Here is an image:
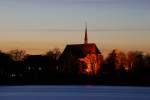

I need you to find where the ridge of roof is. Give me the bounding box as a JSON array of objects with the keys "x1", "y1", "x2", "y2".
[{"x1": 66, "y1": 43, "x2": 96, "y2": 46}]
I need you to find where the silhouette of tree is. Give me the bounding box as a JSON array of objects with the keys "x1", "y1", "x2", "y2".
[
  {"x1": 143, "y1": 54, "x2": 150, "y2": 81},
  {"x1": 9, "y1": 49, "x2": 26, "y2": 61},
  {"x1": 102, "y1": 50, "x2": 116, "y2": 80},
  {"x1": 0, "y1": 51, "x2": 13, "y2": 80},
  {"x1": 144, "y1": 54, "x2": 150, "y2": 69},
  {"x1": 46, "y1": 48, "x2": 61, "y2": 60},
  {"x1": 45, "y1": 48, "x2": 61, "y2": 74},
  {"x1": 127, "y1": 51, "x2": 145, "y2": 81},
  {"x1": 102, "y1": 49, "x2": 127, "y2": 81}
]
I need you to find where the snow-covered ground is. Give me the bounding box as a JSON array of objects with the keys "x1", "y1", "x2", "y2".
[{"x1": 0, "y1": 85, "x2": 150, "y2": 100}]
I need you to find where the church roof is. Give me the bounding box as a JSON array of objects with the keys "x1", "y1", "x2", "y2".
[
  {"x1": 60, "y1": 26, "x2": 101, "y2": 59},
  {"x1": 60, "y1": 43, "x2": 101, "y2": 59}
]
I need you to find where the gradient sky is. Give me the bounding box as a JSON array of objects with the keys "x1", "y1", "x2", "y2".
[{"x1": 0, "y1": 0, "x2": 150, "y2": 55}]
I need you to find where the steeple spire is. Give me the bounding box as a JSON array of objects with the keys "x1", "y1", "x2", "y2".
[{"x1": 84, "y1": 23, "x2": 88, "y2": 44}]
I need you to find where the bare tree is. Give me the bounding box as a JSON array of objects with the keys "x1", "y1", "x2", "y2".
[
  {"x1": 127, "y1": 51, "x2": 144, "y2": 70},
  {"x1": 144, "y1": 54, "x2": 150, "y2": 68},
  {"x1": 106, "y1": 49, "x2": 127, "y2": 70},
  {"x1": 9, "y1": 49, "x2": 26, "y2": 61},
  {"x1": 46, "y1": 48, "x2": 61, "y2": 60}
]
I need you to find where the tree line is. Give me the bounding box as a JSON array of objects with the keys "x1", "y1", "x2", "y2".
[
  {"x1": 100, "y1": 49, "x2": 150, "y2": 85},
  {"x1": 0, "y1": 48, "x2": 150, "y2": 85}
]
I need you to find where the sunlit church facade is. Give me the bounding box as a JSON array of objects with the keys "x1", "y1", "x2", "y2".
[{"x1": 59, "y1": 27, "x2": 103, "y2": 76}]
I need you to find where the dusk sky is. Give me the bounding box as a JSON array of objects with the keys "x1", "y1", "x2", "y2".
[{"x1": 0, "y1": 0, "x2": 150, "y2": 55}]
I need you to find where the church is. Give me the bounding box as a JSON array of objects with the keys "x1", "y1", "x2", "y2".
[{"x1": 59, "y1": 26, "x2": 103, "y2": 76}]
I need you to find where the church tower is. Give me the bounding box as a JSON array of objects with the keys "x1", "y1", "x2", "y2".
[
  {"x1": 59, "y1": 24, "x2": 103, "y2": 76},
  {"x1": 84, "y1": 25, "x2": 88, "y2": 44}
]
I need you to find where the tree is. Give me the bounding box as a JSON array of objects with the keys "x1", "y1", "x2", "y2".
[
  {"x1": 9, "y1": 49, "x2": 26, "y2": 61},
  {"x1": 144, "y1": 54, "x2": 150, "y2": 69},
  {"x1": 103, "y1": 49, "x2": 128, "y2": 80},
  {"x1": 46, "y1": 48, "x2": 61, "y2": 60},
  {"x1": 127, "y1": 51, "x2": 144, "y2": 70},
  {"x1": 0, "y1": 51, "x2": 13, "y2": 79},
  {"x1": 106, "y1": 49, "x2": 127, "y2": 70},
  {"x1": 143, "y1": 54, "x2": 150, "y2": 81},
  {"x1": 127, "y1": 51, "x2": 145, "y2": 80}
]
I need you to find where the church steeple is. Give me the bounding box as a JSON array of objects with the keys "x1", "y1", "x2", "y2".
[{"x1": 84, "y1": 24, "x2": 88, "y2": 44}]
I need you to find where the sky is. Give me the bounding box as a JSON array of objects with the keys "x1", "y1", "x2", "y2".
[{"x1": 0, "y1": 0, "x2": 150, "y2": 55}]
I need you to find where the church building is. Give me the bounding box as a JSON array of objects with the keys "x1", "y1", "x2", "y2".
[{"x1": 59, "y1": 26, "x2": 103, "y2": 76}]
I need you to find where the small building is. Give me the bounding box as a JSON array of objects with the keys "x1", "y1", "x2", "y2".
[{"x1": 59, "y1": 26, "x2": 103, "y2": 75}]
